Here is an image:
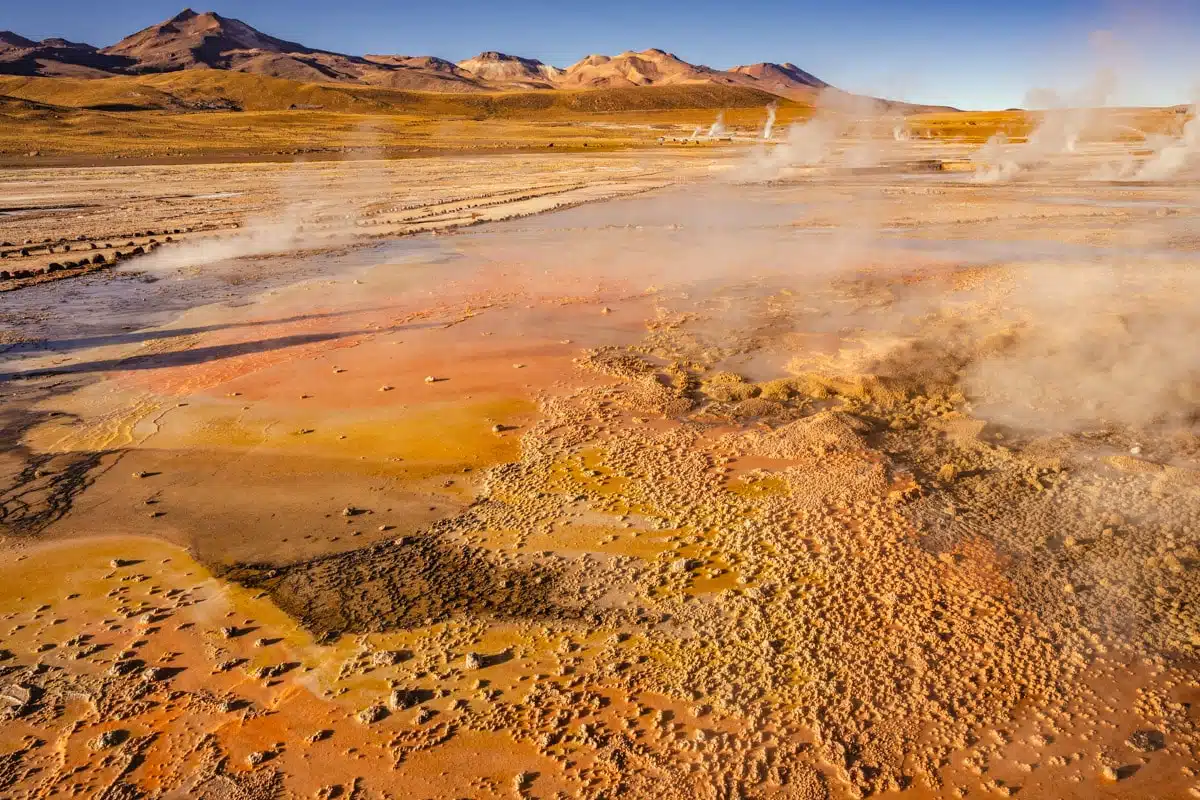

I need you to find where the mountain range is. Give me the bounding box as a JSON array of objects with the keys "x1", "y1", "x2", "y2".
[{"x1": 0, "y1": 8, "x2": 945, "y2": 110}]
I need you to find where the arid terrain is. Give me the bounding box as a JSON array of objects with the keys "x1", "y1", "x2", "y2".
[
  {"x1": 2, "y1": 128, "x2": 1200, "y2": 799},
  {"x1": 2, "y1": 10, "x2": 1200, "y2": 796}
]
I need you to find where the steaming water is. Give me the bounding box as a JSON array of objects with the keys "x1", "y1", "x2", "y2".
[
  {"x1": 1, "y1": 236, "x2": 453, "y2": 355},
  {"x1": 0, "y1": 204, "x2": 91, "y2": 218},
  {"x1": 1033, "y1": 196, "x2": 1197, "y2": 209},
  {"x1": 10, "y1": 172, "x2": 1200, "y2": 434}
]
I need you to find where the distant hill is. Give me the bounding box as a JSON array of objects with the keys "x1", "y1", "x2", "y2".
[
  {"x1": 729, "y1": 62, "x2": 827, "y2": 99},
  {"x1": 559, "y1": 49, "x2": 720, "y2": 90},
  {"x1": 455, "y1": 52, "x2": 562, "y2": 88},
  {"x1": 0, "y1": 8, "x2": 958, "y2": 112},
  {"x1": 0, "y1": 71, "x2": 792, "y2": 115},
  {"x1": 0, "y1": 30, "x2": 134, "y2": 78}
]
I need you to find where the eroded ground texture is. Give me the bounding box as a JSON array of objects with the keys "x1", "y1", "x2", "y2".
[{"x1": 1, "y1": 144, "x2": 1199, "y2": 799}]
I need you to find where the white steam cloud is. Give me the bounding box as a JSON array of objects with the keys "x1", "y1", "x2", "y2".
[{"x1": 763, "y1": 103, "x2": 778, "y2": 140}]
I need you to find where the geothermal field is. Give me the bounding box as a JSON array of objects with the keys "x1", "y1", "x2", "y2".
[{"x1": 3, "y1": 41, "x2": 1200, "y2": 799}]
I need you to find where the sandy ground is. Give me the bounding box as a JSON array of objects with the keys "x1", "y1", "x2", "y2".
[{"x1": 1, "y1": 141, "x2": 1199, "y2": 799}]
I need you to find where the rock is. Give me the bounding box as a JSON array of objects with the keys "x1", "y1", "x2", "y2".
[
  {"x1": 110, "y1": 659, "x2": 143, "y2": 676},
  {"x1": 0, "y1": 683, "x2": 38, "y2": 710},
  {"x1": 356, "y1": 704, "x2": 388, "y2": 724},
  {"x1": 246, "y1": 750, "x2": 272, "y2": 766},
  {"x1": 372, "y1": 650, "x2": 406, "y2": 667},
  {"x1": 89, "y1": 730, "x2": 126, "y2": 750},
  {"x1": 142, "y1": 666, "x2": 172, "y2": 682},
  {"x1": 1126, "y1": 729, "x2": 1165, "y2": 752},
  {"x1": 424, "y1": 376, "x2": 438, "y2": 383},
  {"x1": 463, "y1": 652, "x2": 484, "y2": 670},
  {"x1": 388, "y1": 688, "x2": 420, "y2": 710},
  {"x1": 938, "y1": 463, "x2": 960, "y2": 482}
]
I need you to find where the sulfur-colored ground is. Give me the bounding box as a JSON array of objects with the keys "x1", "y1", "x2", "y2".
[{"x1": 1, "y1": 137, "x2": 1199, "y2": 799}]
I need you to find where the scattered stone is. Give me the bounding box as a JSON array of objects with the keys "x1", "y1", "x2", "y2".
[
  {"x1": 356, "y1": 704, "x2": 388, "y2": 724},
  {"x1": 938, "y1": 463, "x2": 960, "y2": 482},
  {"x1": 1126, "y1": 729, "x2": 1165, "y2": 752},
  {"x1": 89, "y1": 730, "x2": 127, "y2": 750},
  {"x1": 0, "y1": 683, "x2": 38, "y2": 711}
]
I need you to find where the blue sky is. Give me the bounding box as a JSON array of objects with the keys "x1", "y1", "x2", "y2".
[{"x1": 4, "y1": 0, "x2": 1199, "y2": 108}]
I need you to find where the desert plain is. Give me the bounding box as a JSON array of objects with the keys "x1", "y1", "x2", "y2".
[{"x1": 2, "y1": 38, "x2": 1200, "y2": 800}]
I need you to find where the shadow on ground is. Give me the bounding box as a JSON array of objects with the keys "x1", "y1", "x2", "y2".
[
  {"x1": 222, "y1": 530, "x2": 581, "y2": 637},
  {"x1": 0, "y1": 308, "x2": 388, "y2": 356},
  {"x1": 0, "y1": 381, "x2": 115, "y2": 536}
]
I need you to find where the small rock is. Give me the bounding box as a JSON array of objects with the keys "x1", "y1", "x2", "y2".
[
  {"x1": 142, "y1": 666, "x2": 172, "y2": 682},
  {"x1": 356, "y1": 704, "x2": 388, "y2": 724},
  {"x1": 463, "y1": 652, "x2": 483, "y2": 670},
  {"x1": 1126, "y1": 729, "x2": 1165, "y2": 752},
  {"x1": 89, "y1": 730, "x2": 126, "y2": 750},
  {"x1": 0, "y1": 683, "x2": 38, "y2": 709},
  {"x1": 937, "y1": 463, "x2": 960, "y2": 482},
  {"x1": 246, "y1": 750, "x2": 272, "y2": 766},
  {"x1": 388, "y1": 688, "x2": 419, "y2": 710},
  {"x1": 372, "y1": 650, "x2": 404, "y2": 667}
]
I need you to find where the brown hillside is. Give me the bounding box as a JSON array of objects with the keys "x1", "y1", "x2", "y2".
[
  {"x1": 456, "y1": 52, "x2": 562, "y2": 88},
  {"x1": 0, "y1": 71, "x2": 798, "y2": 116},
  {"x1": 101, "y1": 8, "x2": 313, "y2": 70},
  {"x1": 558, "y1": 49, "x2": 723, "y2": 89},
  {"x1": 0, "y1": 8, "x2": 957, "y2": 111}
]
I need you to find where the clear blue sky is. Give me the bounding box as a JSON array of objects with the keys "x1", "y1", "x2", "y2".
[{"x1": 4, "y1": 0, "x2": 1199, "y2": 109}]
